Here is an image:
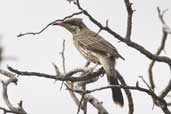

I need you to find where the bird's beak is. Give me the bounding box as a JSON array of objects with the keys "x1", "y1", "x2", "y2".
[{"x1": 52, "y1": 20, "x2": 64, "y2": 26}]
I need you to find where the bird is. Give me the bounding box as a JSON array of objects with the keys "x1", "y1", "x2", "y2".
[{"x1": 53, "y1": 18, "x2": 124, "y2": 106}]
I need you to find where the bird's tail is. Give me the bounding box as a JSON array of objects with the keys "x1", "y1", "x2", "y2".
[
  {"x1": 97, "y1": 55, "x2": 124, "y2": 106},
  {"x1": 107, "y1": 75, "x2": 124, "y2": 107}
]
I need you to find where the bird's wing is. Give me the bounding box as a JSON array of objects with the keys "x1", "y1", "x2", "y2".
[{"x1": 77, "y1": 31, "x2": 124, "y2": 60}]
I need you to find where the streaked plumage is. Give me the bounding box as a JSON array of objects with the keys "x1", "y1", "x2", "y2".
[{"x1": 53, "y1": 18, "x2": 124, "y2": 106}]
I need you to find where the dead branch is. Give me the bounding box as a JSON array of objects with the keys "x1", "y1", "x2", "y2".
[
  {"x1": 148, "y1": 31, "x2": 167, "y2": 90},
  {"x1": 124, "y1": 0, "x2": 134, "y2": 40},
  {"x1": 66, "y1": 83, "x2": 109, "y2": 114},
  {"x1": 157, "y1": 7, "x2": 171, "y2": 34},
  {"x1": 0, "y1": 69, "x2": 16, "y2": 78},
  {"x1": 76, "y1": 93, "x2": 86, "y2": 114},
  {"x1": 58, "y1": 39, "x2": 85, "y2": 111},
  {"x1": 74, "y1": 65, "x2": 98, "y2": 114},
  {"x1": 74, "y1": 0, "x2": 171, "y2": 66},
  {"x1": 58, "y1": 39, "x2": 105, "y2": 114},
  {"x1": 148, "y1": 7, "x2": 169, "y2": 90},
  {"x1": 0, "y1": 70, "x2": 27, "y2": 114},
  {"x1": 74, "y1": 0, "x2": 171, "y2": 113},
  {"x1": 0, "y1": 106, "x2": 24, "y2": 114},
  {"x1": 59, "y1": 39, "x2": 66, "y2": 89},
  {"x1": 5, "y1": 0, "x2": 171, "y2": 114},
  {"x1": 7, "y1": 65, "x2": 111, "y2": 114},
  {"x1": 117, "y1": 70, "x2": 134, "y2": 114},
  {"x1": 155, "y1": 7, "x2": 171, "y2": 100},
  {"x1": 68, "y1": 81, "x2": 170, "y2": 114},
  {"x1": 60, "y1": 39, "x2": 66, "y2": 73},
  {"x1": 7, "y1": 66, "x2": 104, "y2": 82},
  {"x1": 17, "y1": 11, "x2": 83, "y2": 37}
]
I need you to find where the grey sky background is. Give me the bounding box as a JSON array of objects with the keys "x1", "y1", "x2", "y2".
[{"x1": 0, "y1": 0, "x2": 171, "y2": 114}]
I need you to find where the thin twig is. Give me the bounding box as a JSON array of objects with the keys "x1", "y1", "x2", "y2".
[
  {"x1": 17, "y1": 11, "x2": 83, "y2": 37},
  {"x1": 8, "y1": 66, "x2": 103, "y2": 82},
  {"x1": 159, "y1": 74, "x2": 171, "y2": 99},
  {"x1": 95, "y1": 29, "x2": 102, "y2": 37},
  {"x1": 1, "y1": 75, "x2": 27, "y2": 114},
  {"x1": 74, "y1": 1, "x2": 171, "y2": 113},
  {"x1": 52, "y1": 63, "x2": 61, "y2": 84},
  {"x1": 60, "y1": 39, "x2": 66, "y2": 73},
  {"x1": 157, "y1": 7, "x2": 167, "y2": 25},
  {"x1": 75, "y1": 65, "x2": 98, "y2": 114},
  {"x1": 82, "y1": 85, "x2": 87, "y2": 114},
  {"x1": 139, "y1": 76, "x2": 153, "y2": 92},
  {"x1": 148, "y1": 31, "x2": 167, "y2": 90},
  {"x1": 75, "y1": 0, "x2": 171, "y2": 66},
  {"x1": 59, "y1": 40, "x2": 66, "y2": 90},
  {"x1": 117, "y1": 70, "x2": 134, "y2": 114},
  {"x1": 67, "y1": 82, "x2": 166, "y2": 107},
  {"x1": 0, "y1": 69, "x2": 16, "y2": 78},
  {"x1": 77, "y1": 93, "x2": 86, "y2": 114},
  {"x1": 0, "y1": 69, "x2": 26, "y2": 114},
  {"x1": 0, "y1": 106, "x2": 25, "y2": 114},
  {"x1": 148, "y1": 7, "x2": 169, "y2": 90},
  {"x1": 157, "y1": 7, "x2": 171, "y2": 34},
  {"x1": 124, "y1": 0, "x2": 134, "y2": 40},
  {"x1": 88, "y1": 84, "x2": 170, "y2": 114},
  {"x1": 95, "y1": 20, "x2": 108, "y2": 37},
  {"x1": 52, "y1": 63, "x2": 61, "y2": 76},
  {"x1": 65, "y1": 83, "x2": 85, "y2": 110},
  {"x1": 67, "y1": 85, "x2": 108, "y2": 114},
  {"x1": 58, "y1": 39, "x2": 84, "y2": 112},
  {"x1": 69, "y1": 82, "x2": 170, "y2": 114}
]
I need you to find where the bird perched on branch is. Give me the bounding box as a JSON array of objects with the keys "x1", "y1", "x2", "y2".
[{"x1": 53, "y1": 18, "x2": 124, "y2": 106}]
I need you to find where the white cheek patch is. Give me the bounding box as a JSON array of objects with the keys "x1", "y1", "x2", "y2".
[
  {"x1": 75, "y1": 27, "x2": 81, "y2": 33},
  {"x1": 70, "y1": 25, "x2": 76, "y2": 29},
  {"x1": 70, "y1": 25, "x2": 81, "y2": 34}
]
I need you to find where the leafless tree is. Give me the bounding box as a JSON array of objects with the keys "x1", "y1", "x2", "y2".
[{"x1": 0, "y1": 0, "x2": 171, "y2": 114}]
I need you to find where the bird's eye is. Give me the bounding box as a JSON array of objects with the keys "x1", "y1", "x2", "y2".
[{"x1": 65, "y1": 21, "x2": 74, "y2": 25}]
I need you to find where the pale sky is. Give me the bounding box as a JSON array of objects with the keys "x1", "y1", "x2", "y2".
[{"x1": 0, "y1": 0, "x2": 171, "y2": 114}]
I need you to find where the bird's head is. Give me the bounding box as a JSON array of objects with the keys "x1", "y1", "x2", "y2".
[{"x1": 53, "y1": 18, "x2": 88, "y2": 34}]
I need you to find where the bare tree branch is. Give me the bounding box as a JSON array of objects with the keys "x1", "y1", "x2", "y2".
[
  {"x1": 83, "y1": 94, "x2": 108, "y2": 114},
  {"x1": 59, "y1": 39, "x2": 66, "y2": 90},
  {"x1": 74, "y1": 1, "x2": 171, "y2": 113},
  {"x1": 117, "y1": 70, "x2": 134, "y2": 114},
  {"x1": 69, "y1": 81, "x2": 171, "y2": 114},
  {"x1": 8, "y1": 64, "x2": 110, "y2": 114},
  {"x1": 7, "y1": 0, "x2": 171, "y2": 114},
  {"x1": 124, "y1": 0, "x2": 134, "y2": 40},
  {"x1": 0, "y1": 70, "x2": 27, "y2": 114},
  {"x1": 159, "y1": 77, "x2": 171, "y2": 99},
  {"x1": 144, "y1": 7, "x2": 171, "y2": 114},
  {"x1": 67, "y1": 84, "x2": 109, "y2": 114},
  {"x1": 17, "y1": 11, "x2": 83, "y2": 37},
  {"x1": 58, "y1": 39, "x2": 85, "y2": 111},
  {"x1": 157, "y1": 7, "x2": 171, "y2": 34},
  {"x1": 75, "y1": 65, "x2": 98, "y2": 114},
  {"x1": 0, "y1": 106, "x2": 25, "y2": 114},
  {"x1": 67, "y1": 83, "x2": 86, "y2": 110},
  {"x1": 0, "y1": 69, "x2": 16, "y2": 78},
  {"x1": 8, "y1": 66, "x2": 104, "y2": 82},
  {"x1": 74, "y1": 0, "x2": 171, "y2": 66},
  {"x1": 76, "y1": 93, "x2": 86, "y2": 114},
  {"x1": 60, "y1": 39, "x2": 66, "y2": 73},
  {"x1": 148, "y1": 30, "x2": 167, "y2": 90}
]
